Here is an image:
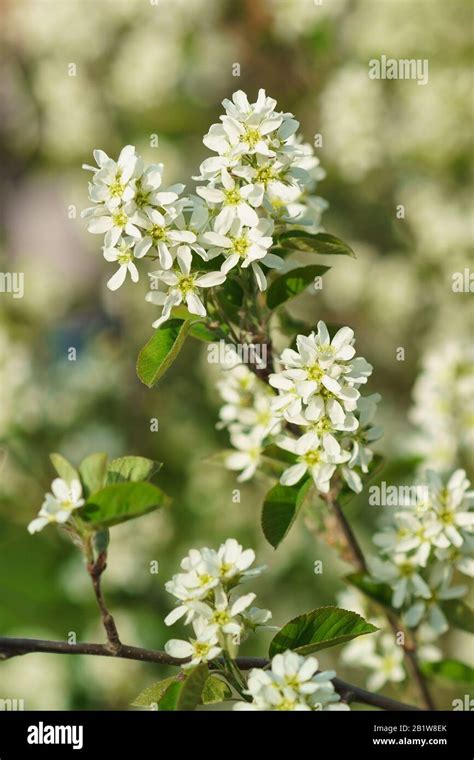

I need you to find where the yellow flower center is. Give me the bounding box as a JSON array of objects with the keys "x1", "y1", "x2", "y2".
[
  {"x1": 113, "y1": 210, "x2": 128, "y2": 227},
  {"x1": 231, "y1": 236, "x2": 250, "y2": 257},
  {"x1": 224, "y1": 188, "x2": 241, "y2": 205},
  {"x1": 109, "y1": 177, "x2": 125, "y2": 198},
  {"x1": 244, "y1": 127, "x2": 262, "y2": 148},
  {"x1": 150, "y1": 225, "x2": 168, "y2": 243},
  {"x1": 302, "y1": 450, "x2": 321, "y2": 466}
]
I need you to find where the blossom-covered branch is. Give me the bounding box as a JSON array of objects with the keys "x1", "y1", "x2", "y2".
[{"x1": 0, "y1": 637, "x2": 420, "y2": 712}]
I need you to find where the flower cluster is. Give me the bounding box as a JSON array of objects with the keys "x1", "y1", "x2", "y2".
[
  {"x1": 218, "y1": 321, "x2": 382, "y2": 494},
  {"x1": 28, "y1": 478, "x2": 84, "y2": 534},
  {"x1": 164, "y1": 539, "x2": 272, "y2": 667},
  {"x1": 337, "y1": 588, "x2": 441, "y2": 692},
  {"x1": 82, "y1": 89, "x2": 327, "y2": 326},
  {"x1": 369, "y1": 469, "x2": 474, "y2": 633},
  {"x1": 410, "y1": 339, "x2": 474, "y2": 471},
  {"x1": 234, "y1": 651, "x2": 349, "y2": 711},
  {"x1": 216, "y1": 351, "x2": 281, "y2": 481}
]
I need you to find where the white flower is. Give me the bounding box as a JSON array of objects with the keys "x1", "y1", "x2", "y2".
[
  {"x1": 146, "y1": 256, "x2": 225, "y2": 328},
  {"x1": 103, "y1": 236, "x2": 147, "y2": 291},
  {"x1": 404, "y1": 566, "x2": 467, "y2": 634},
  {"x1": 81, "y1": 203, "x2": 142, "y2": 248},
  {"x1": 201, "y1": 89, "x2": 289, "y2": 167},
  {"x1": 197, "y1": 168, "x2": 262, "y2": 234},
  {"x1": 363, "y1": 634, "x2": 405, "y2": 692},
  {"x1": 271, "y1": 322, "x2": 371, "y2": 424},
  {"x1": 83, "y1": 145, "x2": 138, "y2": 209},
  {"x1": 277, "y1": 431, "x2": 350, "y2": 493},
  {"x1": 369, "y1": 555, "x2": 431, "y2": 609},
  {"x1": 28, "y1": 478, "x2": 84, "y2": 534},
  {"x1": 225, "y1": 430, "x2": 264, "y2": 482},
  {"x1": 197, "y1": 586, "x2": 256, "y2": 639},
  {"x1": 215, "y1": 538, "x2": 261, "y2": 581},
  {"x1": 374, "y1": 511, "x2": 440, "y2": 567},
  {"x1": 132, "y1": 159, "x2": 184, "y2": 215},
  {"x1": 427, "y1": 469, "x2": 474, "y2": 550},
  {"x1": 165, "y1": 619, "x2": 222, "y2": 669},
  {"x1": 201, "y1": 217, "x2": 283, "y2": 291},
  {"x1": 134, "y1": 206, "x2": 196, "y2": 270},
  {"x1": 234, "y1": 650, "x2": 348, "y2": 712}
]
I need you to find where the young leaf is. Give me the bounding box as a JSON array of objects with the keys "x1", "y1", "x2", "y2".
[
  {"x1": 49, "y1": 453, "x2": 79, "y2": 485},
  {"x1": 157, "y1": 681, "x2": 182, "y2": 711},
  {"x1": 277, "y1": 231, "x2": 356, "y2": 258},
  {"x1": 269, "y1": 606, "x2": 378, "y2": 658},
  {"x1": 261, "y1": 478, "x2": 313, "y2": 549},
  {"x1": 137, "y1": 318, "x2": 191, "y2": 388},
  {"x1": 80, "y1": 481, "x2": 170, "y2": 528},
  {"x1": 159, "y1": 665, "x2": 209, "y2": 711},
  {"x1": 443, "y1": 600, "x2": 474, "y2": 634},
  {"x1": 175, "y1": 664, "x2": 209, "y2": 711},
  {"x1": 201, "y1": 675, "x2": 232, "y2": 704},
  {"x1": 420, "y1": 659, "x2": 474, "y2": 685},
  {"x1": 107, "y1": 456, "x2": 161, "y2": 484},
  {"x1": 345, "y1": 572, "x2": 393, "y2": 609},
  {"x1": 131, "y1": 676, "x2": 181, "y2": 707},
  {"x1": 266, "y1": 265, "x2": 330, "y2": 310},
  {"x1": 79, "y1": 453, "x2": 109, "y2": 498}
]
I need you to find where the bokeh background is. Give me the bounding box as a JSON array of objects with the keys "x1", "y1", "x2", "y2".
[{"x1": 0, "y1": 0, "x2": 472, "y2": 709}]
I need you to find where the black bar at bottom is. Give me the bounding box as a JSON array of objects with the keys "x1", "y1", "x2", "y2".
[{"x1": 0, "y1": 709, "x2": 471, "y2": 757}]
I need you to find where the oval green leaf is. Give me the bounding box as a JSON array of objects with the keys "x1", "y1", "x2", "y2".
[
  {"x1": 137, "y1": 318, "x2": 191, "y2": 388},
  {"x1": 79, "y1": 452, "x2": 109, "y2": 498},
  {"x1": 49, "y1": 453, "x2": 79, "y2": 485},
  {"x1": 262, "y1": 478, "x2": 312, "y2": 549},
  {"x1": 420, "y1": 659, "x2": 474, "y2": 685},
  {"x1": 269, "y1": 606, "x2": 378, "y2": 658},
  {"x1": 80, "y1": 481, "x2": 170, "y2": 528},
  {"x1": 106, "y1": 456, "x2": 161, "y2": 484},
  {"x1": 277, "y1": 231, "x2": 356, "y2": 257}
]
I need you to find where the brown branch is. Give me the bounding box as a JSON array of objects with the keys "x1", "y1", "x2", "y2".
[
  {"x1": 0, "y1": 637, "x2": 420, "y2": 711},
  {"x1": 86, "y1": 551, "x2": 121, "y2": 654}
]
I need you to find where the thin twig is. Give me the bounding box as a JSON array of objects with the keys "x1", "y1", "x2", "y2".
[
  {"x1": 0, "y1": 637, "x2": 420, "y2": 711},
  {"x1": 86, "y1": 550, "x2": 121, "y2": 654}
]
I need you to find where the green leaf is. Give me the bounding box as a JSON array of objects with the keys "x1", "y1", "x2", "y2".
[
  {"x1": 107, "y1": 456, "x2": 161, "y2": 484},
  {"x1": 188, "y1": 322, "x2": 220, "y2": 342},
  {"x1": 137, "y1": 318, "x2": 191, "y2": 388},
  {"x1": 175, "y1": 664, "x2": 209, "y2": 711},
  {"x1": 158, "y1": 665, "x2": 209, "y2": 711},
  {"x1": 443, "y1": 600, "x2": 474, "y2": 634},
  {"x1": 420, "y1": 659, "x2": 474, "y2": 685},
  {"x1": 157, "y1": 681, "x2": 182, "y2": 711},
  {"x1": 49, "y1": 453, "x2": 79, "y2": 485},
  {"x1": 80, "y1": 481, "x2": 170, "y2": 528},
  {"x1": 266, "y1": 265, "x2": 330, "y2": 310},
  {"x1": 79, "y1": 453, "x2": 109, "y2": 498},
  {"x1": 269, "y1": 606, "x2": 378, "y2": 657},
  {"x1": 131, "y1": 676, "x2": 181, "y2": 707},
  {"x1": 345, "y1": 572, "x2": 393, "y2": 609},
  {"x1": 201, "y1": 675, "x2": 232, "y2": 704},
  {"x1": 262, "y1": 478, "x2": 313, "y2": 549},
  {"x1": 277, "y1": 231, "x2": 356, "y2": 257}
]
